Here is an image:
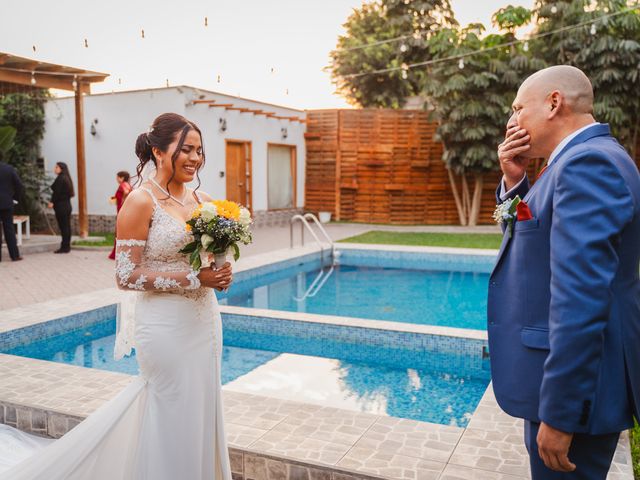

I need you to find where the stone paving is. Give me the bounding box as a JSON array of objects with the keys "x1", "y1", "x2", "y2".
[{"x1": 0, "y1": 226, "x2": 634, "y2": 479}]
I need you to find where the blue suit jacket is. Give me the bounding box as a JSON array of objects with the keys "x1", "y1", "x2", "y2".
[{"x1": 488, "y1": 124, "x2": 640, "y2": 434}]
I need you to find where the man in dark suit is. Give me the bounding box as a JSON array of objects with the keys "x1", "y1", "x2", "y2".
[
  {"x1": 0, "y1": 160, "x2": 24, "y2": 261},
  {"x1": 488, "y1": 65, "x2": 640, "y2": 478}
]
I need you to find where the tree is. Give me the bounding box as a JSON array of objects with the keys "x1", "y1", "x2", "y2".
[
  {"x1": 0, "y1": 92, "x2": 49, "y2": 226},
  {"x1": 425, "y1": 7, "x2": 542, "y2": 225},
  {"x1": 0, "y1": 125, "x2": 17, "y2": 160},
  {"x1": 531, "y1": 0, "x2": 640, "y2": 156},
  {"x1": 329, "y1": 0, "x2": 456, "y2": 108}
]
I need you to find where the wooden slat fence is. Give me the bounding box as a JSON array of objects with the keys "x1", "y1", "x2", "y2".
[{"x1": 306, "y1": 109, "x2": 503, "y2": 224}]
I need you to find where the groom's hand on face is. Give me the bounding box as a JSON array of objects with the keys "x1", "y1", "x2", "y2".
[
  {"x1": 537, "y1": 422, "x2": 576, "y2": 472},
  {"x1": 498, "y1": 122, "x2": 531, "y2": 190}
]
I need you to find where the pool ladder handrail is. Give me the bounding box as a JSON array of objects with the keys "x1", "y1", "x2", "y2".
[
  {"x1": 290, "y1": 213, "x2": 336, "y2": 264},
  {"x1": 292, "y1": 264, "x2": 335, "y2": 302}
]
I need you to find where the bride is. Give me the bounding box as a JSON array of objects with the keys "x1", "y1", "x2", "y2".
[{"x1": 0, "y1": 113, "x2": 234, "y2": 479}]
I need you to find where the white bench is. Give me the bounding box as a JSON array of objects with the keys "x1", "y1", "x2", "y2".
[{"x1": 13, "y1": 215, "x2": 30, "y2": 246}]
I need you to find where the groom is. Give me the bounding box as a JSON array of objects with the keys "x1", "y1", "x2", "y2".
[{"x1": 488, "y1": 65, "x2": 640, "y2": 478}]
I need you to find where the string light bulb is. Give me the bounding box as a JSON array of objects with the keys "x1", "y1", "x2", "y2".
[
  {"x1": 141, "y1": 29, "x2": 145, "y2": 39},
  {"x1": 551, "y1": 5, "x2": 558, "y2": 14},
  {"x1": 590, "y1": 23, "x2": 597, "y2": 35},
  {"x1": 32, "y1": 45, "x2": 36, "y2": 52},
  {"x1": 118, "y1": 78, "x2": 122, "y2": 85},
  {"x1": 458, "y1": 58, "x2": 465, "y2": 69},
  {"x1": 204, "y1": 17, "x2": 208, "y2": 27},
  {"x1": 216, "y1": 74, "x2": 221, "y2": 83},
  {"x1": 400, "y1": 43, "x2": 408, "y2": 52},
  {"x1": 285, "y1": 88, "x2": 289, "y2": 95},
  {"x1": 523, "y1": 41, "x2": 529, "y2": 52},
  {"x1": 30, "y1": 72, "x2": 36, "y2": 85},
  {"x1": 71, "y1": 76, "x2": 78, "y2": 89},
  {"x1": 84, "y1": 38, "x2": 89, "y2": 48},
  {"x1": 401, "y1": 63, "x2": 409, "y2": 79}
]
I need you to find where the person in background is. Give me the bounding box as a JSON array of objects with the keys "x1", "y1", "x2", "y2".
[
  {"x1": 47, "y1": 162, "x2": 74, "y2": 254},
  {"x1": 108, "y1": 170, "x2": 132, "y2": 260},
  {"x1": 0, "y1": 160, "x2": 24, "y2": 262}
]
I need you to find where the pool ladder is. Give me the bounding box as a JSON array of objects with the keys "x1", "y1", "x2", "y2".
[
  {"x1": 290, "y1": 213, "x2": 337, "y2": 266},
  {"x1": 292, "y1": 264, "x2": 335, "y2": 301},
  {"x1": 290, "y1": 213, "x2": 337, "y2": 302}
]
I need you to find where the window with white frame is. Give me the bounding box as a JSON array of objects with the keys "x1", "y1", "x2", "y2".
[{"x1": 267, "y1": 145, "x2": 295, "y2": 209}]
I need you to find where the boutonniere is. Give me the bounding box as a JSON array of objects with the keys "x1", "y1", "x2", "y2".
[{"x1": 493, "y1": 195, "x2": 533, "y2": 238}]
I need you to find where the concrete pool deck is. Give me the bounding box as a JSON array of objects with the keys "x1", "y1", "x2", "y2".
[{"x1": 0, "y1": 239, "x2": 634, "y2": 479}]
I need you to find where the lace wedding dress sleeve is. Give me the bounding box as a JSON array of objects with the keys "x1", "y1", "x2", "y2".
[{"x1": 115, "y1": 240, "x2": 201, "y2": 292}]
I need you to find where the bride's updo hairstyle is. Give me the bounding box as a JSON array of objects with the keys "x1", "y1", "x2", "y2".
[{"x1": 134, "y1": 112, "x2": 205, "y2": 196}]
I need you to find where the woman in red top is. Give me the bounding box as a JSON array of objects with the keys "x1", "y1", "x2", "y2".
[{"x1": 108, "y1": 171, "x2": 132, "y2": 259}]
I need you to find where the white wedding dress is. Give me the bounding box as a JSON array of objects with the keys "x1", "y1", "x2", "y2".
[{"x1": 0, "y1": 187, "x2": 232, "y2": 479}]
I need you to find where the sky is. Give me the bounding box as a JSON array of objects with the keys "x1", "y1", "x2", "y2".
[{"x1": 0, "y1": 0, "x2": 533, "y2": 110}]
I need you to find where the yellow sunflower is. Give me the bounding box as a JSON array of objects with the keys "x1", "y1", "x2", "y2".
[{"x1": 213, "y1": 200, "x2": 241, "y2": 220}]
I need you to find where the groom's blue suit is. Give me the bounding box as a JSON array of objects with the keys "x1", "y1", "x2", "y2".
[{"x1": 487, "y1": 124, "x2": 640, "y2": 476}]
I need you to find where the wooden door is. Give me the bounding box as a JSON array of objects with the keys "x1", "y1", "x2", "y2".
[{"x1": 225, "y1": 141, "x2": 252, "y2": 210}]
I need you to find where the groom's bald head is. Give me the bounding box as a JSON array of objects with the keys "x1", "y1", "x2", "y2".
[{"x1": 520, "y1": 65, "x2": 594, "y2": 115}]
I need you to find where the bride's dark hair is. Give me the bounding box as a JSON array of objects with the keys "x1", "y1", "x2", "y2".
[{"x1": 134, "y1": 113, "x2": 205, "y2": 197}]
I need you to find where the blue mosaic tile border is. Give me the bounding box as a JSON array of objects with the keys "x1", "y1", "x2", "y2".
[
  {"x1": 222, "y1": 312, "x2": 489, "y2": 375},
  {"x1": 337, "y1": 248, "x2": 496, "y2": 274},
  {"x1": 234, "y1": 248, "x2": 496, "y2": 285},
  {"x1": 0, "y1": 305, "x2": 116, "y2": 351}
]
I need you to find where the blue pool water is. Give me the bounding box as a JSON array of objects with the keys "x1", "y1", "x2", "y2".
[
  {"x1": 220, "y1": 263, "x2": 489, "y2": 330},
  {"x1": 4, "y1": 318, "x2": 490, "y2": 427}
]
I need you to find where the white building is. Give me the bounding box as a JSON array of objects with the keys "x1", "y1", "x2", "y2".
[{"x1": 41, "y1": 86, "x2": 306, "y2": 231}]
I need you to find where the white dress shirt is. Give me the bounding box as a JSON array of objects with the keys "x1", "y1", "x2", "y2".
[{"x1": 499, "y1": 122, "x2": 599, "y2": 201}]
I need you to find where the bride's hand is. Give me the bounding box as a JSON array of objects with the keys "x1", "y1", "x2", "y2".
[{"x1": 198, "y1": 262, "x2": 233, "y2": 291}]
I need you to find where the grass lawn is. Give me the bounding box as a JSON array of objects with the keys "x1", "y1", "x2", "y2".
[
  {"x1": 632, "y1": 421, "x2": 639, "y2": 479},
  {"x1": 72, "y1": 232, "x2": 115, "y2": 247},
  {"x1": 338, "y1": 231, "x2": 503, "y2": 249}
]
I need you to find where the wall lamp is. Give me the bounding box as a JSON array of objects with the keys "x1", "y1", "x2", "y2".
[{"x1": 90, "y1": 118, "x2": 98, "y2": 136}]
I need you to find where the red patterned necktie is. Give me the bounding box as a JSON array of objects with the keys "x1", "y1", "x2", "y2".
[{"x1": 536, "y1": 164, "x2": 548, "y2": 180}]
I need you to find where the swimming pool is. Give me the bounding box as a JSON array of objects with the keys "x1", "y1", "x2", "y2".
[
  {"x1": 220, "y1": 250, "x2": 492, "y2": 330},
  {"x1": 2, "y1": 315, "x2": 490, "y2": 427}
]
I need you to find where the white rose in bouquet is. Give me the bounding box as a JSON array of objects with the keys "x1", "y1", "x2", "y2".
[
  {"x1": 200, "y1": 202, "x2": 218, "y2": 222},
  {"x1": 239, "y1": 207, "x2": 252, "y2": 226}
]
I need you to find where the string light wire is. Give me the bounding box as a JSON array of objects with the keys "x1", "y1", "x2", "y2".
[{"x1": 341, "y1": 5, "x2": 639, "y2": 79}]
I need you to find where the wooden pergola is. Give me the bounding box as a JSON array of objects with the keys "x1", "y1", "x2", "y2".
[{"x1": 0, "y1": 52, "x2": 109, "y2": 237}]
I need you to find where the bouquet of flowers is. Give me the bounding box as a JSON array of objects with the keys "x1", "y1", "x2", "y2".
[{"x1": 179, "y1": 200, "x2": 252, "y2": 270}]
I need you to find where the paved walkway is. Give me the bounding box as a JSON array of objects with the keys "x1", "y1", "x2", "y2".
[{"x1": 0, "y1": 223, "x2": 499, "y2": 311}]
